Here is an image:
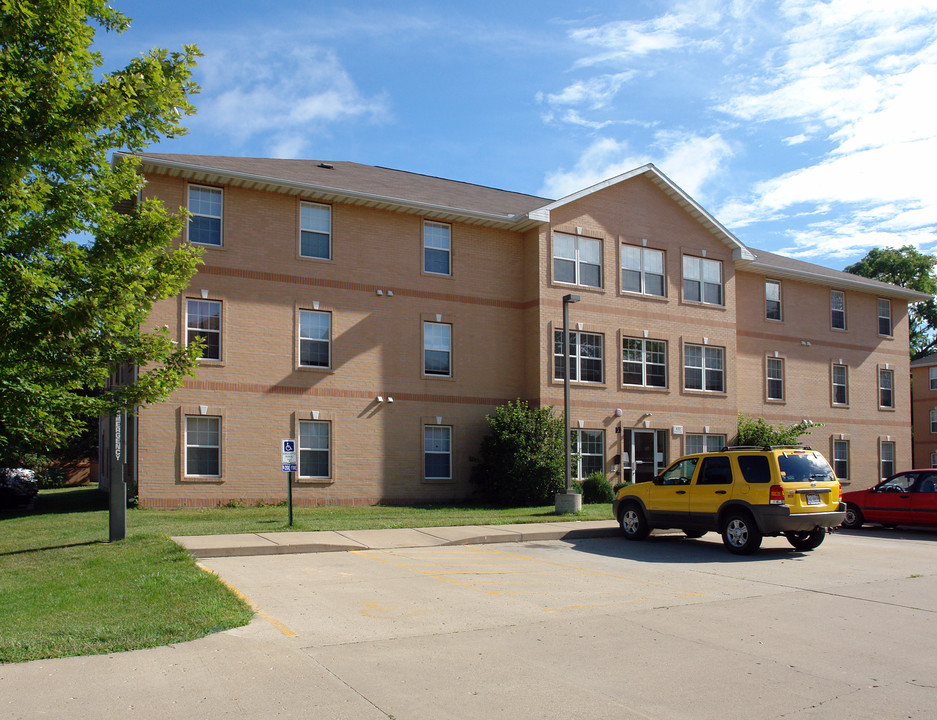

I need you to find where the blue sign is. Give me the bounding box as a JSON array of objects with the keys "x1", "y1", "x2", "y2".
[
  {"x1": 282, "y1": 440, "x2": 295, "y2": 453},
  {"x1": 282, "y1": 463, "x2": 297, "y2": 472}
]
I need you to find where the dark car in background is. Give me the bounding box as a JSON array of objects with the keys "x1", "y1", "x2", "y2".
[
  {"x1": 0, "y1": 468, "x2": 38, "y2": 511},
  {"x1": 841, "y1": 470, "x2": 937, "y2": 529}
]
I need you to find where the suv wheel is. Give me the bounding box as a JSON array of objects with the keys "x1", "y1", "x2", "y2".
[
  {"x1": 619, "y1": 503, "x2": 650, "y2": 541},
  {"x1": 784, "y1": 528, "x2": 825, "y2": 551},
  {"x1": 722, "y1": 512, "x2": 762, "y2": 555}
]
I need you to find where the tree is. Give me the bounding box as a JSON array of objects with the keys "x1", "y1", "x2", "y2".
[
  {"x1": 470, "y1": 400, "x2": 565, "y2": 507},
  {"x1": 844, "y1": 246, "x2": 937, "y2": 360},
  {"x1": 0, "y1": 1, "x2": 203, "y2": 462},
  {"x1": 735, "y1": 414, "x2": 821, "y2": 447}
]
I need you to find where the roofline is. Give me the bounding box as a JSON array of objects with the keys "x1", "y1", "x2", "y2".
[{"x1": 116, "y1": 152, "x2": 545, "y2": 231}]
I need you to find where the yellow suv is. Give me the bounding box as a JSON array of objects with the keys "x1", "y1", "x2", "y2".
[{"x1": 612, "y1": 446, "x2": 845, "y2": 554}]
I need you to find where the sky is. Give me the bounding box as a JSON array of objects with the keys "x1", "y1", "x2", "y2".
[{"x1": 96, "y1": 0, "x2": 937, "y2": 270}]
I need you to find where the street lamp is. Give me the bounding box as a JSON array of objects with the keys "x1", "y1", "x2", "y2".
[{"x1": 557, "y1": 293, "x2": 582, "y2": 514}]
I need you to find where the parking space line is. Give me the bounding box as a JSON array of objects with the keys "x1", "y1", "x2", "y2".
[{"x1": 198, "y1": 565, "x2": 297, "y2": 637}]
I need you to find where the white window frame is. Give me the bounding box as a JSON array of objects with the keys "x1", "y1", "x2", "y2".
[
  {"x1": 423, "y1": 221, "x2": 451, "y2": 276},
  {"x1": 299, "y1": 310, "x2": 331, "y2": 368},
  {"x1": 572, "y1": 429, "x2": 605, "y2": 480},
  {"x1": 833, "y1": 439, "x2": 849, "y2": 481},
  {"x1": 831, "y1": 290, "x2": 846, "y2": 330},
  {"x1": 424, "y1": 322, "x2": 452, "y2": 377},
  {"x1": 186, "y1": 299, "x2": 222, "y2": 361},
  {"x1": 686, "y1": 434, "x2": 725, "y2": 454},
  {"x1": 621, "y1": 337, "x2": 667, "y2": 388},
  {"x1": 620, "y1": 245, "x2": 664, "y2": 297},
  {"x1": 424, "y1": 425, "x2": 452, "y2": 480},
  {"x1": 879, "y1": 368, "x2": 894, "y2": 408},
  {"x1": 300, "y1": 202, "x2": 331, "y2": 260},
  {"x1": 930, "y1": 409, "x2": 937, "y2": 434},
  {"x1": 298, "y1": 420, "x2": 330, "y2": 479},
  {"x1": 185, "y1": 415, "x2": 220, "y2": 477},
  {"x1": 877, "y1": 298, "x2": 892, "y2": 336},
  {"x1": 553, "y1": 232, "x2": 602, "y2": 288},
  {"x1": 684, "y1": 343, "x2": 725, "y2": 393},
  {"x1": 682, "y1": 256, "x2": 723, "y2": 305},
  {"x1": 767, "y1": 357, "x2": 784, "y2": 401},
  {"x1": 187, "y1": 185, "x2": 222, "y2": 246},
  {"x1": 880, "y1": 440, "x2": 895, "y2": 480},
  {"x1": 554, "y1": 330, "x2": 604, "y2": 384},
  {"x1": 766, "y1": 279, "x2": 782, "y2": 320},
  {"x1": 930, "y1": 367, "x2": 937, "y2": 390},
  {"x1": 832, "y1": 364, "x2": 848, "y2": 406},
  {"x1": 931, "y1": 451, "x2": 937, "y2": 468}
]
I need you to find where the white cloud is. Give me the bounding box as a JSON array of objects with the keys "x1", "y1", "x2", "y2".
[{"x1": 539, "y1": 72, "x2": 635, "y2": 110}]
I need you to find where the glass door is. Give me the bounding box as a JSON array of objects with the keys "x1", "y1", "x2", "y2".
[{"x1": 633, "y1": 430, "x2": 657, "y2": 483}]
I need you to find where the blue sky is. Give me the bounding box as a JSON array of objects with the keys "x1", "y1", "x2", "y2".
[{"x1": 99, "y1": 0, "x2": 937, "y2": 270}]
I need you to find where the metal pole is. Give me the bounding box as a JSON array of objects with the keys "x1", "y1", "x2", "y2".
[
  {"x1": 288, "y1": 470, "x2": 294, "y2": 527},
  {"x1": 564, "y1": 299, "x2": 572, "y2": 493}
]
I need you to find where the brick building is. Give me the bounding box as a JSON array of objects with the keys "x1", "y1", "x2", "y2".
[
  {"x1": 911, "y1": 353, "x2": 937, "y2": 468},
  {"x1": 105, "y1": 153, "x2": 929, "y2": 508}
]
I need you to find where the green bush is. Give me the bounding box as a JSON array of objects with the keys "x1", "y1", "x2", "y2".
[
  {"x1": 471, "y1": 400, "x2": 565, "y2": 506},
  {"x1": 736, "y1": 414, "x2": 822, "y2": 447},
  {"x1": 612, "y1": 481, "x2": 632, "y2": 493},
  {"x1": 581, "y1": 472, "x2": 615, "y2": 503}
]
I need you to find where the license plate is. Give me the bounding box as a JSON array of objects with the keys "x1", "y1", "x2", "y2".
[{"x1": 805, "y1": 493, "x2": 821, "y2": 506}]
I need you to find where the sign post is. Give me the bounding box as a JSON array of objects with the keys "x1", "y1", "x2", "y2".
[
  {"x1": 109, "y1": 411, "x2": 127, "y2": 542},
  {"x1": 281, "y1": 439, "x2": 297, "y2": 527}
]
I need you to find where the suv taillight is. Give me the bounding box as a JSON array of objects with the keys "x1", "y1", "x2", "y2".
[{"x1": 770, "y1": 484, "x2": 785, "y2": 505}]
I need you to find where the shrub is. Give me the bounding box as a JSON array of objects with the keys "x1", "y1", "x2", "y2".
[
  {"x1": 581, "y1": 472, "x2": 615, "y2": 504},
  {"x1": 736, "y1": 414, "x2": 823, "y2": 447},
  {"x1": 471, "y1": 400, "x2": 565, "y2": 507},
  {"x1": 612, "y1": 481, "x2": 632, "y2": 494}
]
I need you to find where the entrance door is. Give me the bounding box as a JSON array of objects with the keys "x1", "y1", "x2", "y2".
[{"x1": 633, "y1": 430, "x2": 657, "y2": 483}]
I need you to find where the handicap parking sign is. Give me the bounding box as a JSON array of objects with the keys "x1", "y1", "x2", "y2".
[{"x1": 281, "y1": 439, "x2": 297, "y2": 471}]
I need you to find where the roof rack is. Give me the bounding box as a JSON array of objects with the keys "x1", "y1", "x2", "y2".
[{"x1": 720, "y1": 445, "x2": 812, "y2": 452}]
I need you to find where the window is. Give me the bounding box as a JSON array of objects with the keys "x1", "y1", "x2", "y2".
[
  {"x1": 831, "y1": 290, "x2": 846, "y2": 330},
  {"x1": 684, "y1": 344, "x2": 724, "y2": 392},
  {"x1": 300, "y1": 202, "x2": 331, "y2": 259},
  {"x1": 685, "y1": 434, "x2": 725, "y2": 454},
  {"x1": 879, "y1": 368, "x2": 894, "y2": 408},
  {"x1": 572, "y1": 429, "x2": 604, "y2": 479},
  {"x1": 185, "y1": 416, "x2": 220, "y2": 476},
  {"x1": 878, "y1": 298, "x2": 892, "y2": 336},
  {"x1": 553, "y1": 233, "x2": 602, "y2": 288},
  {"x1": 738, "y1": 455, "x2": 771, "y2": 483},
  {"x1": 424, "y1": 322, "x2": 451, "y2": 376},
  {"x1": 931, "y1": 451, "x2": 937, "y2": 468},
  {"x1": 682, "y1": 256, "x2": 723, "y2": 305},
  {"x1": 832, "y1": 364, "x2": 848, "y2": 405},
  {"x1": 880, "y1": 440, "x2": 895, "y2": 479},
  {"x1": 188, "y1": 185, "x2": 222, "y2": 246},
  {"x1": 767, "y1": 357, "x2": 784, "y2": 401},
  {"x1": 186, "y1": 299, "x2": 221, "y2": 360},
  {"x1": 930, "y1": 409, "x2": 937, "y2": 434},
  {"x1": 622, "y1": 338, "x2": 666, "y2": 387},
  {"x1": 423, "y1": 221, "x2": 451, "y2": 275},
  {"x1": 299, "y1": 420, "x2": 330, "y2": 478},
  {"x1": 766, "y1": 280, "x2": 782, "y2": 320},
  {"x1": 554, "y1": 330, "x2": 603, "y2": 383},
  {"x1": 697, "y1": 456, "x2": 732, "y2": 485},
  {"x1": 621, "y1": 245, "x2": 664, "y2": 296},
  {"x1": 930, "y1": 367, "x2": 937, "y2": 390},
  {"x1": 424, "y1": 425, "x2": 452, "y2": 479},
  {"x1": 833, "y1": 440, "x2": 849, "y2": 481},
  {"x1": 299, "y1": 310, "x2": 330, "y2": 368}
]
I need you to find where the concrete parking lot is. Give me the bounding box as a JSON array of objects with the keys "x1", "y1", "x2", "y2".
[{"x1": 3, "y1": 528, "x2": 937, "y2": 719}]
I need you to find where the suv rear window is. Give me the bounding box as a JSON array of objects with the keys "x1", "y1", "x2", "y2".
[
  {"x1": 737, "y1": 455, "x2": 771, "y2": 483},
  {"x1": 777, "y1": 453, "x2": 835, "y2": 483}
]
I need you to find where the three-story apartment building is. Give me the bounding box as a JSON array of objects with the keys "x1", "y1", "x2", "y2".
[{"x1": 105, "y1": 153, "x2": 928, "y2": 507}]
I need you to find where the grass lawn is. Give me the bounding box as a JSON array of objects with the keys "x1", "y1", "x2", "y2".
[{"x1": 1, "y1": 486, "x2": 612, "y2": 663}]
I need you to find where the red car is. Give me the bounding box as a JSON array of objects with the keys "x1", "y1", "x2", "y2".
[{"x1": 841, "y1": 470, "x2": 937, "y2": 529}]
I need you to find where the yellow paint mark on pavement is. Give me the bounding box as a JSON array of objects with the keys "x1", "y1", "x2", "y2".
[{"x1": 198, "y1": 565, "x2": 297, "y2": 637}]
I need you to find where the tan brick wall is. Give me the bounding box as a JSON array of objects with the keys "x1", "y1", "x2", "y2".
[{"x1": 912, "y1": 365, "x2": 937, "y2": 468}]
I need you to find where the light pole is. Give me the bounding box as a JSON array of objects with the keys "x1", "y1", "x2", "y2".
[{"x1": 556, "y1": 293, "x2": 582, "y2": 514}]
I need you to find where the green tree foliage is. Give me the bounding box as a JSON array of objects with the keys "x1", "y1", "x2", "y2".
[
  {"x1": 0, "y1": 1, "x2": 203, "y2": 461},
  {"x1": 736, "y1": 414, "x2": 821, "y2": 448},
  {"x1": 844, "y1": 246, "x2": 937, "y2": 359},
  {"x1": 471, "y1": 400, "x2": 565, "y2": 507}
]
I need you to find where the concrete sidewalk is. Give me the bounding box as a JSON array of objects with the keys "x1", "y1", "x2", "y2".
[{"x1": 172, "y1": 519, "x2": 620, "y2": 558}]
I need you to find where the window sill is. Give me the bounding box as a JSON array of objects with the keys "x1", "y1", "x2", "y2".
[
  {"x1": 297, "y1": 254, "x2": 333, "y2": 263},
  {"x1": 197, "y1": 359, "x2": 226, "y2": 368},
  {"x1": 831, "y1": 403, "x2": 850, "y2": 409},
  {"x1": 765, "y1": 398, "x2": 786, "y2": 404},
  {"x1": 421, "y1": 270, "x2": 454, "y2": 280},
  {"x1": 296, "y1": 365, "x2": 335, "y2": 374},
  {"x1": 621, "y1": 384, "x2": 670, "y2": 392},
  {"x1": 682, "y1": 389, "x2": 728, "y2": 397},
  {"x1": 550, "y1": 280, "x2": 606, "y2": 294},
  {"x1": 551, "y1": 379, "x2": 608, "y2": 390},
  {"x1": 423, "y1": 373, "x2": 455, "y2": 381},
  {"x1": 190, "y1": 242, "x2": 224, "y2": 250},
  {"x1": 295, "y1": 478, "x2": 334, "y2": 485},
  {"x1": 878, "y1": 406, "x2": 896, "y2": 412},
  {"x1": 680, "y1": 300, "x2": 727, "y2": 311},
  {"x1": 422, "y1": 477, "x2": 455, "y2": 484},
  {"x1": 180, "y1": 476, "x2": 224, "y2": 484},
  {"x1": 619, "y1": 291, "x2": 669, "y2": 303}
]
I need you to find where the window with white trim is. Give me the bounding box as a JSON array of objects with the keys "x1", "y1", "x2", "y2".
[
  {"x1": 423, "y1": 221, "x2": 451, "y2": 275},
  {"x1": 188, "y1": 185, "x2": 222, "y2": 246},
  {"x1": 930, "y1": 367, "x2": 937, "y2": 390},
  {"x1": 572, "y1": 429, "x2": 604, "y2": 479},
  {"x1": 300, "y1": 202, "x2": 331, "y2": 259},
  {"x1": 880, "y1": 440, "x2": 895, "y2": 479},
  {"x1": 553, "y1": 233, "x2": 602, "y2": 288},
  {"x1": 831, "y1": 290, "x2": 846, "y2": 330},
  {"x1": 682, "y1": 256, "x2": 723, "y2": 305},
  {"x1": 832, "y1": 364, "x2": 848, "y2": 405},
  {"x1": 299, "y1": 420, "x2": 330, "y2": 478},
  {"x1": 766, "y1": 280, "x2": 782, "y2": 320},
  {"x1": 767, "y1": 357, "x2": 784, "y2": 401},
  {"x1": 878, "y1": 298, "x2": 892, "y2": 336},
  {"x1": 622, "y1": 337, "x2": 666, "y2": 387},
  {"x1": 299, "y1": 310, "x2": 330, "y2": 368},
  {"x1": 186, "y1": 299, "x2": 221, "y2": 361},
  {"x1": 879, "y1": 368, "x2": 894, "y2": 408},
  {"x1": 185, "y1": 416, "x2": 220, "y2": 476},
  {"x1": 686, "y1": 434, "x2": 725, "y2": 454},
  {"x1": 931, "y1": 451, "x2": 937, "y2": 468},
  {"x1": 554, "y1": 330, "x2": 603, "y2": 383},
  {"x1": 424, "y1": 425, "x2": 452, "y2": 480},
  {"x1": 684, "y1": 344, "x2": 724, "y2": 392},
  {"x1": 621, "y1": 245, "x2": 664, "y2": 296},
  {"x1": 930, "y1": 409, "x2": 937, "y2": 434},
  {"x1": 424, "y1": 322, "x2": 452, "y2": 376},
  {"x1": 833, "y1": 439, "x2": 849, "y2": 480}
]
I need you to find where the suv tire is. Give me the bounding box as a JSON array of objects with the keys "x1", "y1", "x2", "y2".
[
  {"x1": 784, "y1": 528, "x2": 825, "y2": 551},
  {"x1": 722, "y1": 512, "x2": 762, "y2": 555},
  {"x1": 619, "y1": 503, "x2": 650, "y2": 541}
]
